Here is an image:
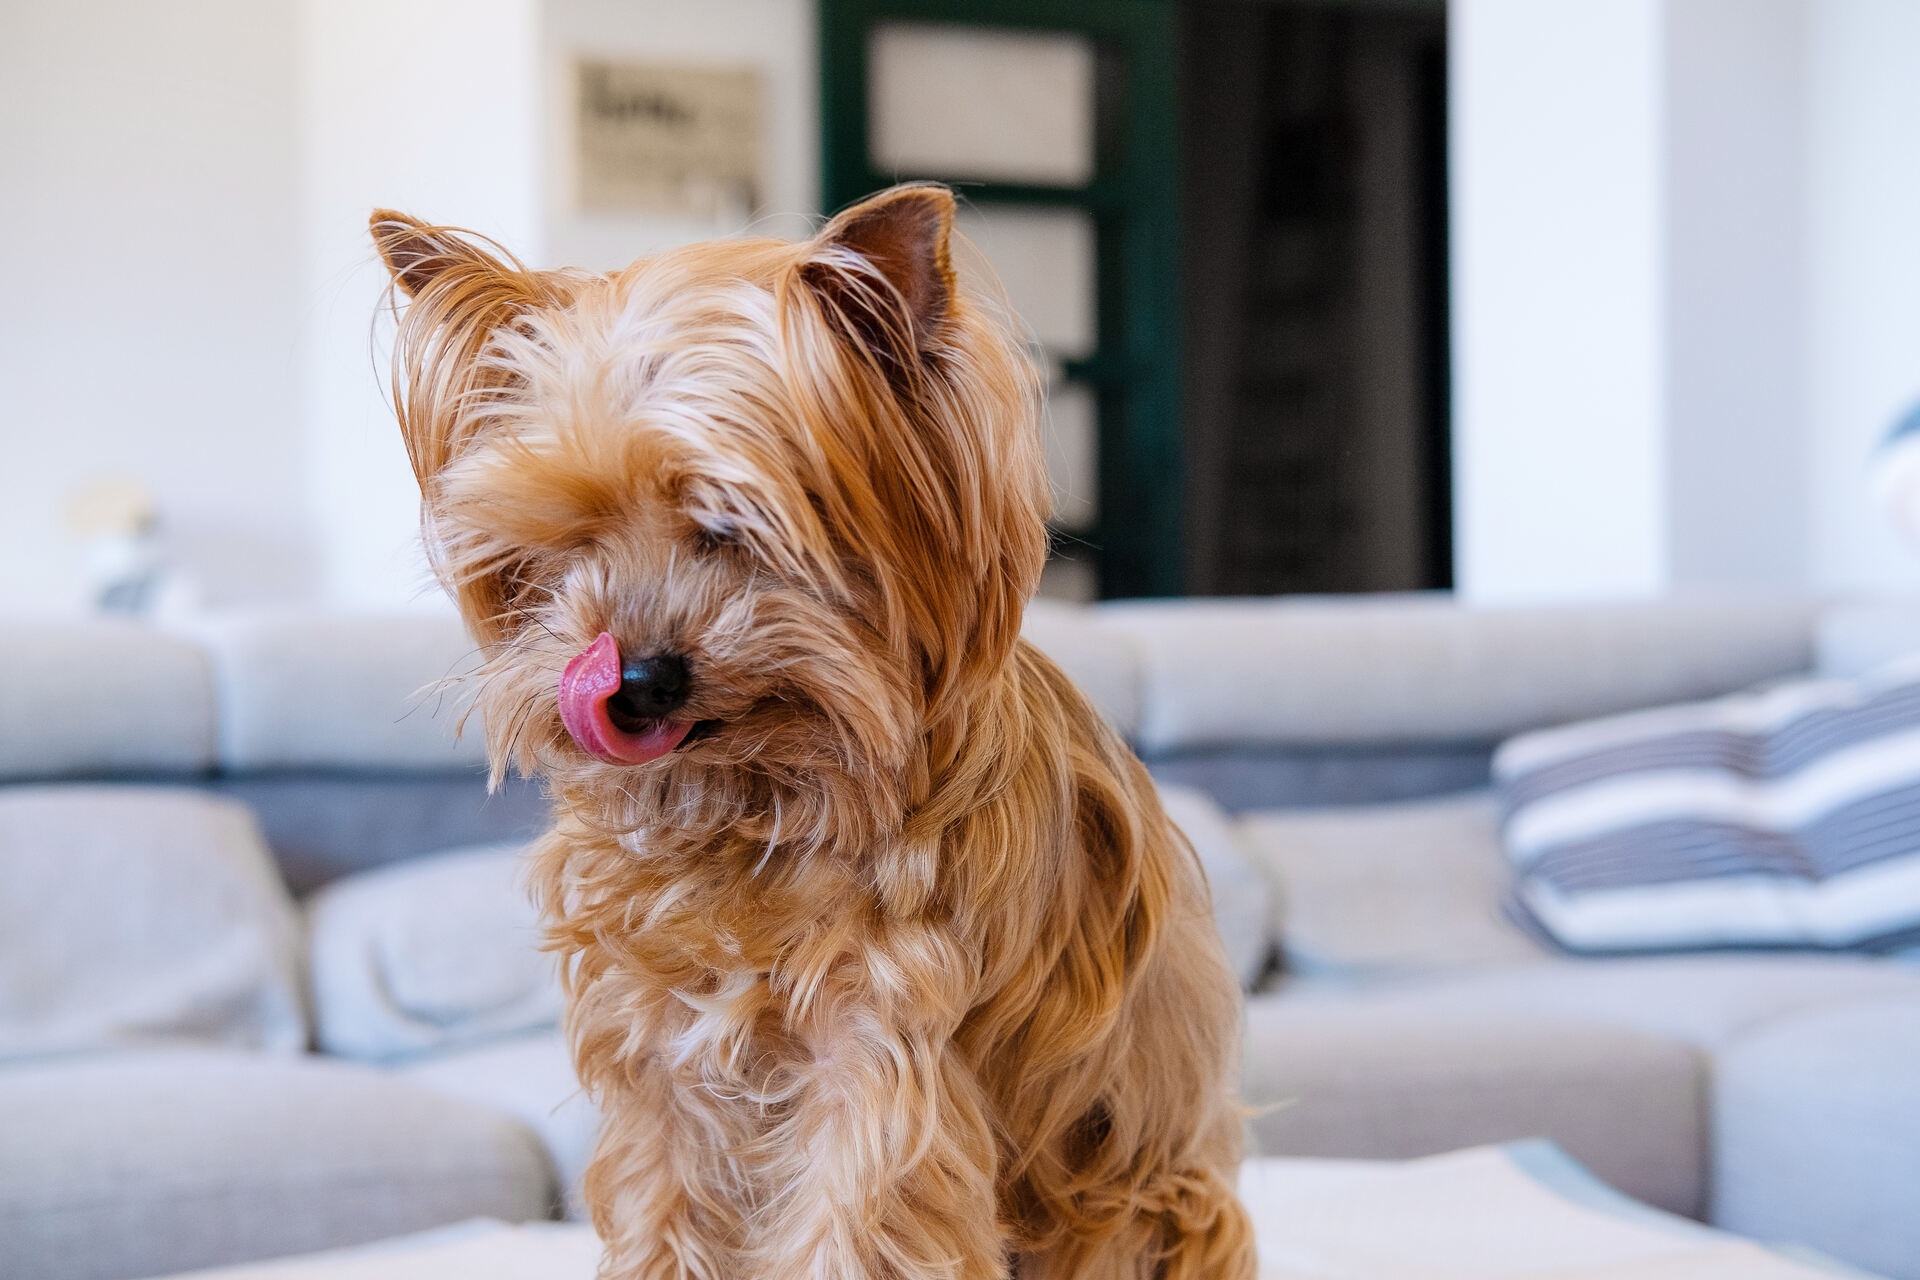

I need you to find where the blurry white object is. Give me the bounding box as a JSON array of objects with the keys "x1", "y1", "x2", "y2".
[
  {"x1": 64, "y1": 475, "x2": 163, "y2": 613},
  {"x1": 63, "y1": 475, "x2": 203, "y2": 616},
  {"x1": 148, "y1": 1143, "x2": 1845, "y2": 1279}
]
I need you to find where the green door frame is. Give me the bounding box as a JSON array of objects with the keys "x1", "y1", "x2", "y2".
[{"x1": 818, "y1": 0, "x2": 1183, "y2": 598}]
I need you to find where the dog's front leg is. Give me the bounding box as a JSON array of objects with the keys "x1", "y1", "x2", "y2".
[
  {"x1": 586, "y1": 1060, "x2": 750, "y2": 1280},
  {"x1": 753, "y1": 1011, "x2": 1008, "y2": 1279}
]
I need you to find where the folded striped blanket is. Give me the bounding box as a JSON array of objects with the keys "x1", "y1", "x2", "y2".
[{"x1": 1494, "y1": 656, "x2": 1920, "y2": 952}]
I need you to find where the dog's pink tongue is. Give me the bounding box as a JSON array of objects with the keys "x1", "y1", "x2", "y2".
[{"x1": 558, "y1": 632, "x2": 694, "y2": 765}]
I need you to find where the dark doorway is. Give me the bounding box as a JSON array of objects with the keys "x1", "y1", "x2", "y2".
[{"x1": 1182, "y1": 0, "x2": 1451, "y2": 596}]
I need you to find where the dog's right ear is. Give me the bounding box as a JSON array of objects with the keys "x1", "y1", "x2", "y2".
[
  {"x1": 371, "y1": 211, "x2": 560, "y2": 650},
  {"x1": 369, "y1": 210, "x2": 546, "y2": 486}
]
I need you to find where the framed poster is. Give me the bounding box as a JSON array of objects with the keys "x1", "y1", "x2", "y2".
[{"x1": 576, "y1": 60, "x2": 762, "y2": 218}]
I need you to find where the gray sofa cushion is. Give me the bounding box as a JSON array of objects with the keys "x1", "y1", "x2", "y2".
[
  {"x1": 1157, "y1": 784, "x2": 1274, "y2": 988},
  {"x1": 0, "y1": 787, "x2": 305, "y2": 1060},
  {"x1": 1816, "y1": 599, "x2": 1920, "y2": 678},
  {"x1": 1240, "y1": 996, "x2": 1707, "y2": 1218},
  {"x1": 1097, "y1": 595, "x2": 1816, "y2": 754},
  {"x1": 0, "y1": 1046, "x2": 557, "y2": 1280},
  {"x1": 1236, "y1": 792, "x2": 1546, "y2": 979},
  {"x1": 1148, "y1": 744, "x2": 1494, "y2": 812},
  {"x1": 1022, "y1": 598, "x2": 1142, "y2": 741},
  {"x1": 398, "y1": 1032, "x2": 597, "y2": 1221},
  {"x1": 0, "y1": 621, "x2": 216, "y2": 779},
  {"x1": 1279, "y1": 953, "x2": 1920, "y2": 1048},
  {"x1": 196, "y1": 610, "x2": 487, "y2": 771},
  {"x1": 1249, "y1": 952, "x2": 1920, "y2": 1232},
  {"x1": 307, "y1": 844, "x2": 560, "y2": 1062},
  {"x1": 305, "y1": 787, "x2": 1270, "y2": 1056},
  {"x1": 1713, "y1": 996, "x2": 1920, "y2": 1280}
]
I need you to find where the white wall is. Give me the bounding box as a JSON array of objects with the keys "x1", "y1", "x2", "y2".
[
  {"x1": 1663, "y1": 0, "x2": 1808, "y2": 590},
  {"x1": 1804, "y1": 0, "x2": 1920, "y2": 596},
  {"x1": 299, "y1": 0, "x2": 545, "y2": 612},
  {"x1": 1452, "y1": 0, "x2": 1920, "y2": 604},
  {"x1": 1451, "y1": 0, "x2": 1669, "y2": 603},
  {"x1": 0, "y1": 1, "x2": 311, "y2": 615}
]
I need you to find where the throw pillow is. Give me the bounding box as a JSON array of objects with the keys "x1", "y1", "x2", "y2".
[
  {"x1": 1495, "y1": 657, "x2": 1920, "y2": 952},
  {"x1": 307, "y1": 843, "x2": 560, "y2": 1061},
  {"x1": 1157, "y1": 783, "x2": 1276, "y2": 989},
  {"x1": 0, "y1": 786, "x2": 306, "y2": 1058}
]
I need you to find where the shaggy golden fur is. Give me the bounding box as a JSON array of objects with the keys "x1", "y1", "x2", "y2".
[{"x1": 371, "y1": 185, "x2": 1255, "y2": 1280}]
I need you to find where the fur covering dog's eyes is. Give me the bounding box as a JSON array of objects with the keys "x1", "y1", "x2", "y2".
[
  {"x1": 499, "y1": 555, "x2": 555, "y2": 613},
  {"x1": 689, "y1": 521, "x2": 739, "y2": 554}
]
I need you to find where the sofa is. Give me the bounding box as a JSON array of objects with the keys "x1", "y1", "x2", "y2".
[{"x1": 4, "y1": 593, "x2": 1918, "y2": 1280}]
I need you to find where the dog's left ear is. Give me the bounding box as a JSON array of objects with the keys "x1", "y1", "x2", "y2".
[{"x1": 806, "y1": 184, "x2": 958, "y2": 363}]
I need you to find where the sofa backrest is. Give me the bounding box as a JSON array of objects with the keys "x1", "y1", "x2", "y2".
[
  {"x1": 0, "y1": 620, "x2": 218, "y2": 778},
  {"x1": 0, "y1": 594, "x2": 1823, "y2": 885},
  {"x1": 0, "y1": 609, "x2": 544, "y2": 891},
  {"x1": 1037, "y1": 594, "x2": 1820, "y2": 808},
  {"x1": 1095, "y1": 594, "x2": 1818, "y2": 749}
]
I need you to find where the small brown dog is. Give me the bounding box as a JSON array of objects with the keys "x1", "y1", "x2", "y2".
[{"x1": 372, "y1": 185, "x2": 1254, "y2": 1279}]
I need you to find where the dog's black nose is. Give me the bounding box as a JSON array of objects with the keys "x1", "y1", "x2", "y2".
[{"x1": 607, "y1": 652, "x2": 690, "y2": 727}]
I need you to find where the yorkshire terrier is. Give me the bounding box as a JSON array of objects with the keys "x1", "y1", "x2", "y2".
[{"x1": 372, "y1": 184, "x2": 1253, "y2": 1279}]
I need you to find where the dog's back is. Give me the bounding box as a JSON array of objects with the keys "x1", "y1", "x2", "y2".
[{"x1": 964, "y1": 638, "x2": 1253, "y2": 1278}]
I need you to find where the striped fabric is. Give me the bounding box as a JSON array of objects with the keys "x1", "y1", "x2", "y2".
[{"x1": 1493, "y1": 656, "x2": 1920, "y2": 952}]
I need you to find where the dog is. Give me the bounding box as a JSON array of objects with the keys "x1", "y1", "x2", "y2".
[{"x1": 371, "y1": 184, "x2": 1255, "y2": 1280}]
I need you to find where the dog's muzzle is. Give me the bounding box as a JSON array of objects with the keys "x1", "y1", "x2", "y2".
[{"x1": 559, "y1": 632, "x2": 695, "y2": 764}]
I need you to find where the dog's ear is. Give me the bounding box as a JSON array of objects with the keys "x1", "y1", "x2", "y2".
[
  {"x1": 805, "y1": 184, "x2": 958, "y2": 365},
  {"x1": 372, "y1": 211, "x2": 560, "y2": 649},
  {"x1": 371, "y1": 210, "x2": 515, "y2": 300},
  {"x1": 369, "y1": 210, "x2": 548, "y2": 486}
]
